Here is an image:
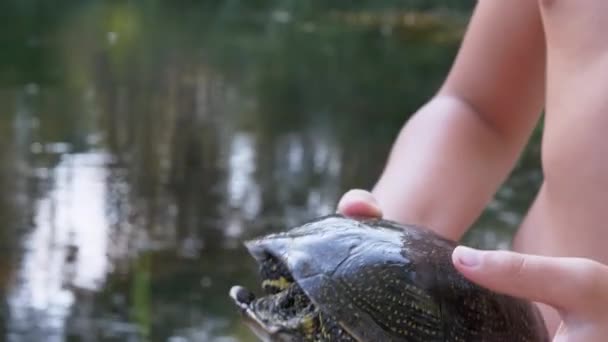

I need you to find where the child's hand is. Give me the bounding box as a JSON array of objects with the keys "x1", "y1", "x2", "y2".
[
  {"x1": 453, "y1": 247, "x2": 608, "y2": 342},
  {"x1": 336, "y1": 189, "x2": 383, "y2": 218}
]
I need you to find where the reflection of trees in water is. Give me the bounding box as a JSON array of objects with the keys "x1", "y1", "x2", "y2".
[
  {"x1": 2, "y1": 87, "x2": 103, "y2": 340},
  {"x1": 88, "y1": 52, "x2": 240, "y2": 339},
  {"x1": 88, "y1": 0, "x2": 464, "y2": 244},
  {"x1": 99, "y1": 54, "x2": 232, "y2": 251},
  {"x1": 0, "y1": 88, "x2": 87, "y2": 339},
  {"x1": 0, "y1": 1, "x2": 477, "y2": 340},
  {"x1": 228, "y1": 7, "x2": 462, "y2": 225},
  {"x1": 0, "y1": 110, "x2": 19, "y2": 339}
]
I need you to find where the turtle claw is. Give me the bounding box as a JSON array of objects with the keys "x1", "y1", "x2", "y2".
[{"x1": 230, "y1": 285, "x2": 256, "y2": 309}]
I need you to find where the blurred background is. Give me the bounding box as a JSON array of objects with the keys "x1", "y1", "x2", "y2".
[{"x1": 0, "y1": 1, "x2": 543, "y2": 341}]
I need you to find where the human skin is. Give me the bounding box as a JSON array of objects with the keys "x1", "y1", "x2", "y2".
[
  {"x1": 337, "y1": 0, "x2": 608, "y2": 337},
  {"x1": 338, "y1": 192, "x2": 608, "y2": 341},
  {"x1": 452, "y1": 247, "x2": 608, "y2": 342}
]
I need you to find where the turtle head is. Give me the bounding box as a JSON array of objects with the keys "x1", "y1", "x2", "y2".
[
  {"x1": 229, "y1": 215, "x2": 365, "y2": 341},
  {"x1": 229, "y1": 251, "x2": 321, "y2": 341},
  {"x1": 229, "y1": 286, "x2": 313, "y2": 342}
]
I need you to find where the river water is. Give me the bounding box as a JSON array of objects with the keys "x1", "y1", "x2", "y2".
[{"x1": 0, "y1": 2, "x2": 542, "y2": 341}]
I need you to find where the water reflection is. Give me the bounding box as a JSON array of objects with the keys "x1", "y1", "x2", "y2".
[
  {"x1": 0, "y1": 1, "x2": 543, "y2": 341},
  {"x1": 9, "y1": 153, "x2": 109, "y2": 341}
]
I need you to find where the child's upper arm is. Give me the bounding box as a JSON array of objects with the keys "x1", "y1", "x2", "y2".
[{"x1": 439, "y1": 0, "x2": 546, "y2": 143}]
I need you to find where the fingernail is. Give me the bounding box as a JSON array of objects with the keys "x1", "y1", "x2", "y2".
[{"x1": 454, "y1": 246, "x2": 481, "y2": 267}]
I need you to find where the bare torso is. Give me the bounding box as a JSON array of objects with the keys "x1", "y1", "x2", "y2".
[
  {"x1": 515, "y1": 0, "x2": 608, "y2": 262},
  {"x1": 513, "y1": 0, "x2": 608, "y2": 331}
]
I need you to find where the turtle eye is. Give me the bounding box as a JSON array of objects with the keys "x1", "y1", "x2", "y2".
[{"x1": 260, "y1": 255, "x2": 293, "y2": 279}]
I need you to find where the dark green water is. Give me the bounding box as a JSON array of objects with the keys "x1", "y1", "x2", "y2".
[{"x1": 0, "y1": 1, "x2": 542, "y2": 341}]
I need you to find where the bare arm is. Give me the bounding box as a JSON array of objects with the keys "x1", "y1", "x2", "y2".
[{"x1": 372, "y1": 0, "x2": 546, "y2": 240}]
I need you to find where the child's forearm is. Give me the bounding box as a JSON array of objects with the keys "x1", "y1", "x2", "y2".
[{"x1": 372, "y1": 96, "x2": 529, "y2": 240}]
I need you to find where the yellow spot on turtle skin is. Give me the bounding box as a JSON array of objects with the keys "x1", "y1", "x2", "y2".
[
  {"x1": 319, "y1": 312, "x2": 327, "y2": 337},
  {"x1": 261, "y1": 277, "x2": 292, "y2": 290},
  {"x1": 299, "y1": 314, "x2": 316, "y2": 335}
]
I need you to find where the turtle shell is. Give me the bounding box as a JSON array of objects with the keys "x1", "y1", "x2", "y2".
[{"x1": 244, "y1": 214, "x2": 549, "y2": 341}]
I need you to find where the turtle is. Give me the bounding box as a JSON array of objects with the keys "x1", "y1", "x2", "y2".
[{"x1": 229, "y1": 214, "x2": 549, "y2": 341}]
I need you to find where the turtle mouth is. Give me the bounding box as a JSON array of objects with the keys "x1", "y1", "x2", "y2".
[
  {"x1": 258, "y1": 252, "x2": 295, "y2": 295},
  {"x1": 230, "y1": 254, "x2": 320, "y2": 341}
]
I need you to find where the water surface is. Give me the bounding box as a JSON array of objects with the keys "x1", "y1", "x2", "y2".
[{"x1": 0, "y1": 2, "x2": 542, "y2": 341}]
